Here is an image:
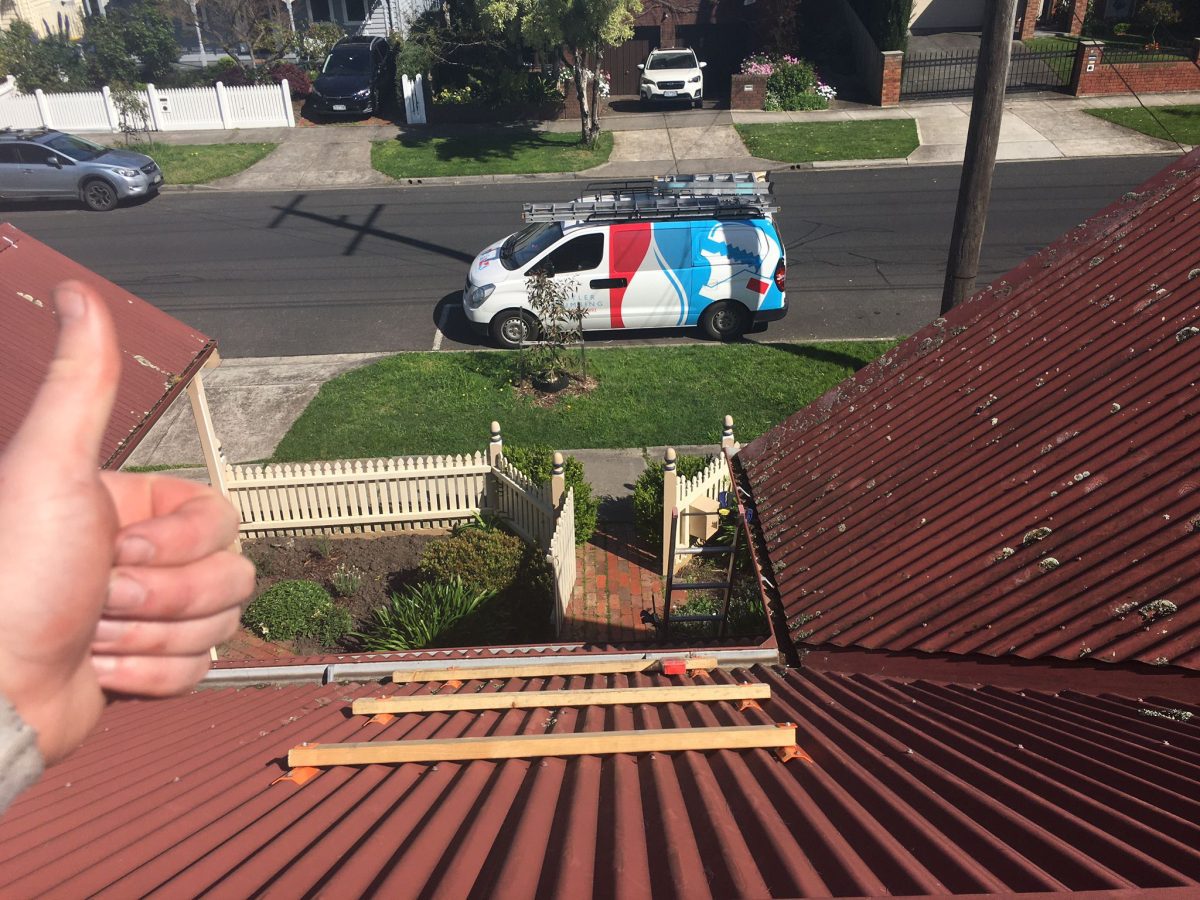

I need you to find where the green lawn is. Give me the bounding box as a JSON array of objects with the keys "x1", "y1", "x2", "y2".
[
  {"x1": 272, "y1": 341, "x2": 899, "y2": 462},
  {"x1": 1085, "y1": 105, "x2": 1200, "y2": 144},
  {"x1": 132, "y1": 143, "x2": 276, "y2": 184},
  {"x1": 371, "y1": 129, "x2": 613, "y2": 178},
  {"x1": 1020, "y1": 35, "x2": 1078, "y2": 81},
  {"x1": 735, "y1": 121, "x2": 919, "y2": 164}
]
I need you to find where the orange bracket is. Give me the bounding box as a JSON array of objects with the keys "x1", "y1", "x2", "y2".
[
  {"x1": 737, "y1": 699, "x2": 763, "y2": 712},
  {"x1": 445, "y1": 679, "x2": 463, "y2": 689},
  {"x1": 366, "y1": 713, "x2": 396, "y2": 727},
  {"x1": 774, "y1": 745, "x2": 814, "y2": 764},
  {"x1": 272, "y1": 766, "x2": 322, "y2": 786}
]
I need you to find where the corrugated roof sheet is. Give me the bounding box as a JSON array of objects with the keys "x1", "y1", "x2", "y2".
[
  {"x1": 0, "y1": 664, "x2": 1196, "y2": 897},
  {"x1": 738, "y1": 150, "x2": 1200, "y2": 670},
  {"x1": 0, "y1": 223, "x2": 214, "y2": 468}
]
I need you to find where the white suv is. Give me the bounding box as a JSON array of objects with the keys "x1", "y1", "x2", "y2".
[{"x1": 638, "y1": 48, "x2": 706, "y2": 108}]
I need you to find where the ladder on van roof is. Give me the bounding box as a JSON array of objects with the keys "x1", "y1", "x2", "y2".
[
  {"x1": 523, "y1": 193, "x2": 778, "y2": 224},
  {"x1": 585, "y1": 172, "x2": 772, "y2": 198}
]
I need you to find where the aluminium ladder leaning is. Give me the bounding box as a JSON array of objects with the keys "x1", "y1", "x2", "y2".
[{"x1": 653, "y1": 502, "x2": 740, "y2": 640}]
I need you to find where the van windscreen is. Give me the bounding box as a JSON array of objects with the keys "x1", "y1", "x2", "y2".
[{"x1": 503, "y1": 222, "x2": 563, "y2": 269}]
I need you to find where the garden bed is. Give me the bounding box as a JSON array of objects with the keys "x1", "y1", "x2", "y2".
[{"x1": 237, "y1": 528, "x2": 554, "y2": 656}]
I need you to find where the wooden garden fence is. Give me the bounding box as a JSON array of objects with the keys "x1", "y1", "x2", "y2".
[{"x1": 547, "y1": 488, "x2": 577, "y2": 634}]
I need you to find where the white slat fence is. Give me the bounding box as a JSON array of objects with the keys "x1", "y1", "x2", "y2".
[
  {"x1": 661, "y1": 416, "x2": 738, "y2": 575},
  {"x1": 547, "y1": 488, "x2": 577, "y2": 634},
  {"x1": 492, "y1": 455, "x2": 555, "y2": 550}
]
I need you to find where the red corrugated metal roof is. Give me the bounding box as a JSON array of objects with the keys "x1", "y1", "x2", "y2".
[
  {"x1": 0, "y1": 664, "x2": 1195, "y2": 896},
  {"x1": 0, "y1": 224, "x2": 214, "y2": 468},
  {"x1": 738, "y1": 150, "x2": 1200, "y2": 670}
]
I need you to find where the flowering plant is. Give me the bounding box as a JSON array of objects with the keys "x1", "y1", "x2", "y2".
[{"x1": 740, "y1": 53, "x2": 835, "y2": 110}]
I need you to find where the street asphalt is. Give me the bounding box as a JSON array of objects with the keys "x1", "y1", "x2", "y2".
[{"x1": 77, "y1": 88, "x2": 1200, "y2": 489}]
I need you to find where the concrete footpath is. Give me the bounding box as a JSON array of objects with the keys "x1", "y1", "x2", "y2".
[{"x1": 119, "y1": 91, "x2": 1198, "y2": 192}]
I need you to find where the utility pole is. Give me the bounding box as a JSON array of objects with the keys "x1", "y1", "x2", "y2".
[{"x1": 940, "y1": 0, "x2": 1021, "y2": 314}]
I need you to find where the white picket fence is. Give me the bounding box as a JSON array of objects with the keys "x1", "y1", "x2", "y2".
[
  {"x1": 226, "y1": 454, "x2": 492, "y2": 538},
  {"x1": 547, "y1": 488, "x2": 577, "y2": 633},
  {"x1": 660, "y1": 416, "x2": 739, "y2": 576},
  {"x1": 492, "y1": 455, "x2": 556, "y2": 550},
  {"x1": 0, "y1": 77, "x2": 294, "y2": 132}
]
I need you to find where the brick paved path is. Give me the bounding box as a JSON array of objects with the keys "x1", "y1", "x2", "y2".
[{"x1": 563, "y1": 518, "x2": 663, "y2": 643}]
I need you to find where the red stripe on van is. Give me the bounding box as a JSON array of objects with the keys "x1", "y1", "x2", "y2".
[
  {"x1": 747, "y1": 276, "x2": 769, "y2": 295},
  {"x1": 609, "y1": 223, "x2": 652, "y2": 328}
]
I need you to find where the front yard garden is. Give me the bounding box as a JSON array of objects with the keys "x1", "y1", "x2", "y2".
[
  {"x1": 272, "y1": 341, "x2": 897, "y2": 461},
  {"x1": 735, "y1": 121, "x2": 919, "y2": 164},
  {"x1": 130, "y1": 142, "x2": 277, "y2": 184},
  {"x1": 371, "y1": 129, "x2": 613, "y2": 179},
  {"x1": 1085, "y1": 105, "x2": 1200, "y2": 144}
]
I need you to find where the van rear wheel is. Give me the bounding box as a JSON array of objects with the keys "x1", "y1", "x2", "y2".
[
  {"x1": 491, "y1": 310, "x2": 540, "y2": 349},
  {"x1": 701, "y1": 301, "x2": 747, "y2": 341}
]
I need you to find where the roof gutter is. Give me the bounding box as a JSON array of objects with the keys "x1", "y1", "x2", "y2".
[{"x1": 202, "y1": 646, "x2": 784, "y2": 688}]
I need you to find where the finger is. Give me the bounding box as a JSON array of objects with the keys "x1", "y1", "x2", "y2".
[
  {"x1": 113, "y1": 491, "x2": 241, "y2": 567},
  {"x1": 91, "y1": 606, "x2": 242, "y2": 656},
  {"x1": 7, "y1": 282, "x2": 120, "y2": 477},
  {"x1": 104, "y1": 550, "x2": 255, "y2": 620},
  {"x1": 101, "y1": 470, "x2": 230, "y2": 531},
  {"x1": 92, "y1": 653, "x2": 213, "y2": 697}
]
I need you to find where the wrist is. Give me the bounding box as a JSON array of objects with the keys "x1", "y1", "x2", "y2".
[{"x1": 0, "y1": 690, "x2": 44, "y2": 812}]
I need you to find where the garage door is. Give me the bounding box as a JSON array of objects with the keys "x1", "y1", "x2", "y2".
[{"x1": 607, "y1": 26, "x2": 660, "y2": 95}]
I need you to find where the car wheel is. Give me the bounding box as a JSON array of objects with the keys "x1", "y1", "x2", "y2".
[
  {"x1": 491, "y1": 309, "x2": 540, "y2": 349},
  {"x1": 694, "y1": 96, "x2": 703, "y2": 109},
  {"x1": 701, "y1": 301, "x2": 748, "y2": 341},
  {"x1": 82, "y1": 178, "x2": 118, "y2": 212}
]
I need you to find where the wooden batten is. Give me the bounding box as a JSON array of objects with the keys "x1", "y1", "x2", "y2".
[
  {"x1": 391, "y1": 657, "x2": 720, "y2": 684},
  {"x1": 352, "y1": 683, "x2": 771, "y2": 715},
  {"x1": 289, "y1": 724, "x2": 797, "y2": 767}
]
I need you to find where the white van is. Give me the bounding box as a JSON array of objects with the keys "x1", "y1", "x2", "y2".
[{"x1": 462, "y1": 174, "x2": 788, "y2": 348}]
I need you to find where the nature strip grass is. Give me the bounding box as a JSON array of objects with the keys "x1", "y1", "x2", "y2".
[
  {"x1": 1085, "y1": 105, "x2": 1200, "y2": 145},
  {"x1": 272, "y1": 341, "x2": 899, "y2": 462},
  {"x1": 371, "y1": 129, "x2": 614, "y2": 178},
  {"x1": 734, "y1": 121, "x2": 919, "y2": 164},
  {"x1": 131, "y1": 142, "x2": 277, "y2": 184}
]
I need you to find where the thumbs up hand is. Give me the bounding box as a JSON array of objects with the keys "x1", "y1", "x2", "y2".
[{"x1": 0, "y1": 282, "x2": 254, "y2": 764}]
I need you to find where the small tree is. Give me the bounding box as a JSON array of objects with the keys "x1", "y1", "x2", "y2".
[
  {"x1": 519, "y1": 271, "x2": 585, "y2": 384},
  {"x1": 1137, "y1": 0, "x2": 1181, "y2": 43},
  {"x1": 111, "y1": 86, "x2": 154, "y2": 147},
  {"x1": 82, "y1": 0, "x2": 180, "y2": 87}
]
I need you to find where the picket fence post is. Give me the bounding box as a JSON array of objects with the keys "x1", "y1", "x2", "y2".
[
  {"x1": 280, "y1": 79, "x2": 295, "y2": 126},
  {"x1": 215, "y1": 81, "x2": 231, "y2": 129},
  {"x1": 145, "y1": 84, "x2": 164, "y2": 131},
  {"x1": 33, "y1": 89, "x2": 51, "y2": 128},
  {"x1": 661, "y1": 447, "x2": 677, "y2": 576}
]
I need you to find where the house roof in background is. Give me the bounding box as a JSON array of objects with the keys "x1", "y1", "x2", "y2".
[
  {"x1": 0, "y1": 661, "x2": 1196, "y2": 897},
  {"x1": 0, "y1": 223, "x2": 215, "y2": 468},
  {"x1": 737, "y1": 149, "x2": 1200, "y2": 671}
]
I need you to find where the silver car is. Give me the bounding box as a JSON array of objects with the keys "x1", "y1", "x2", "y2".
[{"x1": 0, "y1": 128, "x2": 162, "y2": 211}]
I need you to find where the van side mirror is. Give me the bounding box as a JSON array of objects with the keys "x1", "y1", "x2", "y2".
[
  {"x1": 47, "y1": 156, "x2": 62, "y2": 168},
  {"x1": 699, "y1": 61, "x2": 707, "y2": 68},
  {"x1": 637, "y1": 63, "x2": 644, "y2": 70}
]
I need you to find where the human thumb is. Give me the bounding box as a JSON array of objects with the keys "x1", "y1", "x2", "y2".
[{"x1": 5, "y1": 281, "x2": 121, "y2": 477}]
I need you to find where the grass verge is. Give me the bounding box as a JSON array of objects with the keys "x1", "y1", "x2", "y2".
[
  {"x1": 273, "y1": 341, "x2": 899, "y2": 461},
  {"x1": 1085, "y1": 105, "x2": 1200, "y2": 144},
  {"x1": 132, "y1": 142, "x2": 276, "y2": 184},
  {"x1": 735, "y1": 120, "x2": 919, "y2": 164},
  {"x1": 371, "y1": 129, "x2": 613, "y2": 178}
]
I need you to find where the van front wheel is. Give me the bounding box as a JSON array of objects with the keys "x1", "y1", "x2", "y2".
[
  {"x1": 701, "y1": 302, "x2": 747, "y2": 341},
  {"x1": 491, "y1": 310, "x2": 540, "y2": 349}
]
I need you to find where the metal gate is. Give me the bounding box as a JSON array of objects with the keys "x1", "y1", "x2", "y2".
[{"x1": 900, "y1": 47, "x2": 1077, "y2": 100}]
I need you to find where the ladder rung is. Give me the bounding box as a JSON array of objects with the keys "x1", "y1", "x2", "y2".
[
  {"x1": 670, "y1": 581, "x2": 732, "y2": 592},
  {"x1": 667, "y1": 614, "x2": 724, "y2": 623},
  {"x1": 676, "y1": 546, "x2": 734, "y2": 556}
]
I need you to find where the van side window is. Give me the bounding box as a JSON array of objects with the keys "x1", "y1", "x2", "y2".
[
  {"x1": 544, "y1": 233, "x2": 604, "y2": 274},
  {"x1": 0, "y1": 146, "x2": 20, "y2": 164}
]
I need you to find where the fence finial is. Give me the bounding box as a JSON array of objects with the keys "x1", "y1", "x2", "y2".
[
  {"x1": 721, "y1": 414, "x2": 735, "y2": 451},
  {"x1": 489, "y1": 420, "x2": 503, "y2": 466},
  {"x1": 550, "y1": 451, "x2": 566, "y2": 508},
  {"x1": 664, "y1": 446, "x2": 677, "y2": 471},
  {"x1": 662, "y1": 448, "x2": 679, "y2": 575}
]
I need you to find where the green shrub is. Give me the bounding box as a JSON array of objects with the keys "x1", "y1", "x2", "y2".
[
  {"x1": 243, "y1": 579, "x2": 351, "y2": 646},
  {"x1": 353, "y1": 577, "x2": 496, "y2": 651},
  {"x1": 419, "y1": 528, "x2": 530, "y2": 596},
  {"x1": 631, "y1": 454, "x2": 712, "y2": 544},
  {"x1": 501, "y1": 444, "x2": 598, "y2": 543}
]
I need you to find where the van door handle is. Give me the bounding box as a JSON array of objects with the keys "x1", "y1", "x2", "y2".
[{"x1": 590, "y1": 277, "x2": 628, "y2": 289}]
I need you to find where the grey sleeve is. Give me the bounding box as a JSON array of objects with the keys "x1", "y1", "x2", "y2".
[{"x1": 0, "y1": 693, "x2": 43, "y2": 814}]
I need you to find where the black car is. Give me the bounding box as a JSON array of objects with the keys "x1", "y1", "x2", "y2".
[{"x1": 309, "y1": 36, "x2": 393, "y2": 116}]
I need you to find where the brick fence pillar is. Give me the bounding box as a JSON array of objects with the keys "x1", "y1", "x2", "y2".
[
  {"x1": 1017, "y1": 0, "x2": 1041, "y2": 40},
  {"x1": 730, "y1": 73, "x2": 767, "y2": 109},
  {"x1": 1069, "y1": 39, "x2": 1104, "y2": 96},
  {"x1": 1063, "y1": 0, "x2": 1089, "y2": 35},
  {"x1": 880, "y1": 51, "x2": 903, "y2": 107}
]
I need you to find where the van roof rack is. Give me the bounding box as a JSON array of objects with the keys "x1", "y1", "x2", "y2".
[
  {"x1": 582, "y1": 172, "x2": 771, "y2": 198},
  {"x1": 523, "y1": 193, "x2": 778, "y2": 224}
]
